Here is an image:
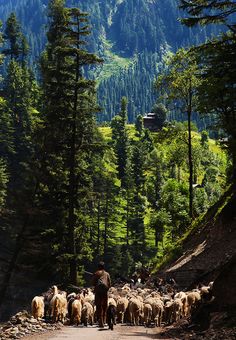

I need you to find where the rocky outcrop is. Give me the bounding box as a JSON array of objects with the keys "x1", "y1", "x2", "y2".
[
  {"x1": 0, "y1": 311, "x2": 62, "y2": 339},
  {"x1": 162, "y1": 188, "x2": 236, "y2": 290}
]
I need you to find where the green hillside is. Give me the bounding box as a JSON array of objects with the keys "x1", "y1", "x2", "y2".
[
  {"x1": 0, "y1": 0, "x2": 223, "y2": 122},
  {"x1": 97, "y1": 123, "x2": 227, "y2": 270}
]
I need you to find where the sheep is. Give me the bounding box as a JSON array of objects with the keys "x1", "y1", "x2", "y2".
[
  {"x1": 186, "y1": 291, "x2": 201, "y2": 316},
  {"x1": 71, "y1": 299, "x2": 82, "y2": 326},
  {"x1": 121, "y1": 284, "x2": 131, "y2": 295},
  {"x1": 108, "y1": 297, "x2": 117, "y2": 307},
  {"x1": 31, "y1": 296, "x2": 45, "y2": 319},
  {"x1": 84, "y1": 291, "x2": 95, "y2": 306},
  {"x1": 150, "y1": 291, "x2": 161, "y2": 299},
  {"x1": 81, "y1": 302, "x2": 94, "y2": 326},
  {"x1": 128, "y1": 298, "x2": 143, "y2": 326},
  {"x1": 52, "y1": 285, "x2": 59, "y2": 295},
  {"x1": 143, "y1": 303, "x2": 152, "y2": 326},
  {"x1": 170, "y1": 298, "x2": 183, "y2": 323},
  {"x1": 174, "y1": 291, "x2": 188, "y2": 316},
  {"x1": 67, "y1": 292, "x2": 76, "y2": 301},
  {"x1": 161, "y1": 294, "x2": 172, "y2": 304},
  {"x1": 42, "y1": 285, "x2": 59, "y2": 319},
  {"x1": 208, "y1": 281, "x2": 214, "y2": 290},
  {"x1": 152, "y1": 299, "x2": 164, "y2": 327},
  {"x1": 117, "y1": 297, "x2": 129, "y2": 323},
  {"x1": 109, "y1": 287, "x2": 118, "y2": 295},
  {"x1": 108, "y1": 292, "x2": 120, "y2": 303},
  {"x1": 144, "y1": 297, "x2": 164, "y2": 327},
  {"x1": 164, "y1": 300, "x2": 174, "y2": 324},
  {"x1": 50, "y1": 293, "x2": 67, "y2": 323}
]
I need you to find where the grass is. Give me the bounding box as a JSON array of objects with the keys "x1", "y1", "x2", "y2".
[
  {"x1": 95, "y1": 38, "x2": 134, "y2": 85},
  {"x1": 98, "y1": 125, "x2": 138, "y2": 142}
]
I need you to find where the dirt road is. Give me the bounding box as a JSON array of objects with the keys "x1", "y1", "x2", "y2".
[{"x1": 25, "y1": 324, "x2": 176, "y2": 340}]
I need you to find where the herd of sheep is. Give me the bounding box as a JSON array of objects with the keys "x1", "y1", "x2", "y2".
[{"x1": 31, "y1": 281, "x2": 213, "y2": 329}]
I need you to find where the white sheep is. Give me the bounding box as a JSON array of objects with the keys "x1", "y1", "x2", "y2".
[
  {"x1": 81, "y1": 301, "x2": 94, "y2": 326},
  {"x1": 143, "y1": 303, "x2": 152, "y2": 326},
  {"x1": 128, "y1": 297, "x2": 143, "y2": 326},
  {"x1": 117, "y1": 297, "x2": 129, "y2": 323},
  {"x1": 50, "y1": 293, "x2": 67, "y2": 323}
]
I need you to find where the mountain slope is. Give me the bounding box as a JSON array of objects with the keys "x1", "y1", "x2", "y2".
[
  {"x1": 0, "y1": 0, "x2": 222, "y2": 121},
  {"x1": 158, "y1": 186, "x2": 236, "y2": 289}
]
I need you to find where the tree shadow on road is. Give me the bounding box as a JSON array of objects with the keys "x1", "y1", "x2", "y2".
[{"x1": 118, "y1": 330, "x2": 178, "y2": 339}]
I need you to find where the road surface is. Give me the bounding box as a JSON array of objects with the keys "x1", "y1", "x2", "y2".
[{"x1": 25, "y1": 324, "x2": 176, "y2": 340}]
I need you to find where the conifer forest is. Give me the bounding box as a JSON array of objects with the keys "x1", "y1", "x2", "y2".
[{"x1": 0, "y1": 1, "x2": 236, "y2": 333}]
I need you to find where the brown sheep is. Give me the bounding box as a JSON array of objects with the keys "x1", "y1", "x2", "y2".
[
  {"x1": 186, "y1": 291, "x2": 201, "y2": 316},
  {"x1": 71, "y1": 299, "x2": 82, "y2": 326},
  {"x1": 31, "y1": 296, "x2": 44, "y2": 319}
]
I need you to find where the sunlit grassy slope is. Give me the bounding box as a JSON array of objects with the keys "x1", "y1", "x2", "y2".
[{"x1": 94, "y1": 39, "x2": 134, "y2": 85}]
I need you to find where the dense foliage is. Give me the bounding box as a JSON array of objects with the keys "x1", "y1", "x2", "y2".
[{"x1": 0, "y1": 0, "x2": 234, "y2": 309}]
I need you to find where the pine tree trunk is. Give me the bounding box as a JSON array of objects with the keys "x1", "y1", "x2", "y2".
[
  {"x1": 68, "y1": 115, "x2": 77, "y2": 284},
  {"x1": 104, "y1": 193, "x2": 109, "y2": 257},
  {"x1": 126, "y1": 190, "x2": 129, "y2": 246},
  {"x1": 97, "y1": 198, "x2": 101, "y2": 256},
  {"x1": 68, "y1": 16, "x2": 81, "y2": 285},
  {"x1": 155, "y1": 228, "x2": 158, "y2": 247}
]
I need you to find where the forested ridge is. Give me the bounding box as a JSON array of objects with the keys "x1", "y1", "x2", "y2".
[
  {"x1": 0, "y1": 0, "x2": 222, "y2": 122},
  {"x1": 0, "y1": 0, "x2": 235, "y2": 327}
]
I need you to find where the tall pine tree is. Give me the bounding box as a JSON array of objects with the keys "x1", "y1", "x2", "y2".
[{"x1": 40, "y1": 0, "x2": 102, "y2": 284}]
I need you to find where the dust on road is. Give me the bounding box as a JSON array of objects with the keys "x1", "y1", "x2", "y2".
[{"x1": 24, "y1": 324, "x2": 176, "y2": 340}]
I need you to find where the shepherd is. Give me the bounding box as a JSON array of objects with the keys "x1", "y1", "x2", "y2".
[{"x1": 92, "y1": 261, "x2": 111, "y2": 328}]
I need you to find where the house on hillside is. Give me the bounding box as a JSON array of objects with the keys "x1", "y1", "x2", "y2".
[{"x1": 143, "y1": 112, "x2": 158, "y2": 131}]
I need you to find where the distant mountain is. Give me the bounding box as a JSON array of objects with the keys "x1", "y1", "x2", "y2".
[{"x1": 0, "y1": 0, "x2": 222, "y2": 123}]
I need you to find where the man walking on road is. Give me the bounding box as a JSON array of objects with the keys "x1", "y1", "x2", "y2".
[{"x1": 92, "y1": 261, "x2": 111, "y2": 328}]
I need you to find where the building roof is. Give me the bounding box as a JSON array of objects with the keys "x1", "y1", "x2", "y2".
[{"x1": 143, "y1": 112, "x2": 156, "y2": 119}]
